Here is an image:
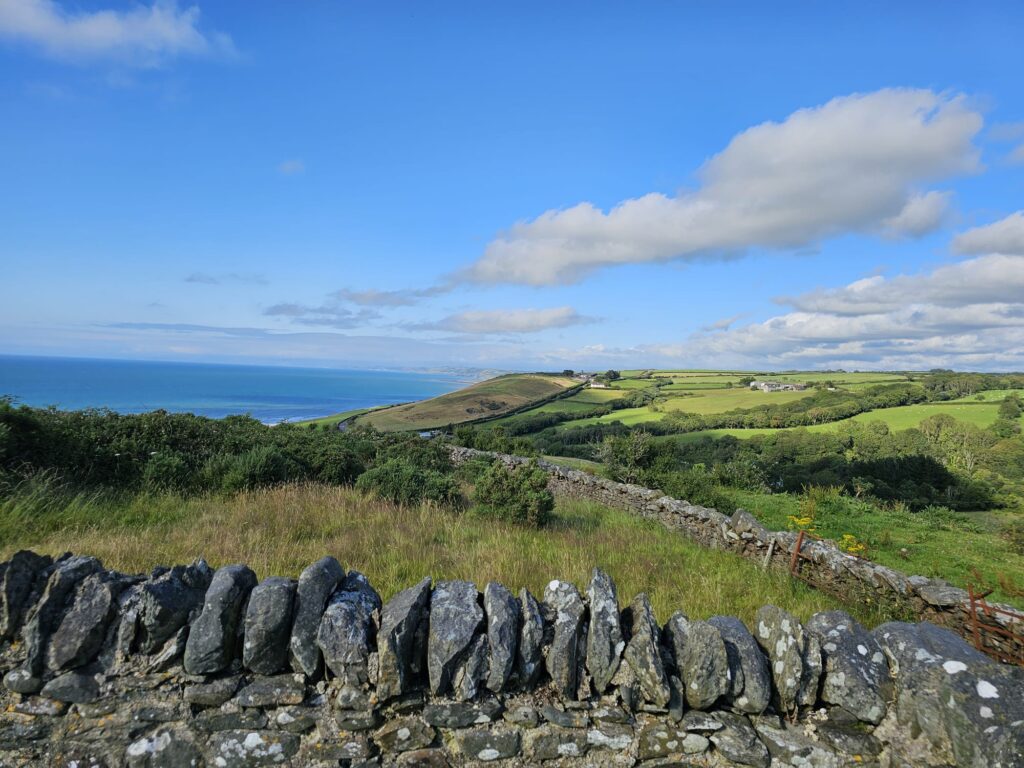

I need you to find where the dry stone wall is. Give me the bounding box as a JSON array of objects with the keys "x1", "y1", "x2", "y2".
[
  {"x1": 449, "y1": 447, "x2": 1024, "y2": 663},
  {"x1": 2, "y1": 550, "x2": 1023, "y2": 767}
]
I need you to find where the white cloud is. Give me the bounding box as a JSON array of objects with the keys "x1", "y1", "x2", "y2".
[
  {"x1": 952, "y1": 211, "x2": 1024, "y2": 256},
  {"x1": 333, "y1": 285, "x2": 451, "y2": 307},
  {"x1": 1010, "y1": 144, "x2": 1024, "y2": 165},
  {"x1": 882, "y1": 191, "x2": 952, "y2": 238},
  {"x1": 680, "y1": 253, "x2": 1024, "y2": 370},
  {"x1": 780, "y1": 254, "x2": 1024, "y2": 315},
  {"x1": 185, "y1": 272, "x2": 267, "y2": 285},
  {"x1": 264, "y1": 302, "x2": 379, "y2": 330},
  {"x1": 0, "y1": 0, "x2": 235, "y2": 66},
  {"x1": 466, "y1": 89, "x2": 982, "y2": 286},
  {"x1": 278, "y1": 159, "x2": 305, "y2": 175},
  {"x1": 413, "y1": 307, "x2": 592, "y2": 334}
]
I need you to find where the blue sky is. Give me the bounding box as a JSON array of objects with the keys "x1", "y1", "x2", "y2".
[{"x1": 2, "y1": 1, "x2": 1023, "y2": 371}]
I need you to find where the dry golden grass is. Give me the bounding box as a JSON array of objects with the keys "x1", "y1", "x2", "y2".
[
  {"x1": 356, "y1": 374, "x2": 577, "y2": 431},
  {"x1": 1, "y1": 483, "x2": 883, "y2": 626}
]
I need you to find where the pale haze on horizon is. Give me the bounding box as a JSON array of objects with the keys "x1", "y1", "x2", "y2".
[{"x1": 2, "y1": 1, "x2": 1024, "y2": 372}]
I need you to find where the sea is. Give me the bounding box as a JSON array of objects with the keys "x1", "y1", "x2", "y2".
[{"x1": 0, "y1": 355, "x2": 469, "y2": 424}]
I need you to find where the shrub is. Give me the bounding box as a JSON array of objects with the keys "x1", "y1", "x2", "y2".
[
  {"x1": 313, "y1": 447, "x2": 365, "y2": 485},
  {"x1": 219, "y1": 447, "x2": 294, "y2": 494},
  {"x1": 1002, "y1": 518, "x2": 1024, "y2": 555},
  {"x1": 473, "y1": 460, "x2": 554, "y2": 528},
  {"x1": 355, "y1": 458, "x2": 461, "y2": 506},
  {"x1": 142, "y1": 452, "x2": 190, "y2": 492}
]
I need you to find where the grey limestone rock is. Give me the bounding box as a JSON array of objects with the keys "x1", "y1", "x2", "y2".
[
  {"x1": 19, "y1": 555, "x2": 103, "y2": 676},
  {"x1": 377, "y1": 576, "x2": 431, "y2": 700},
  {"x1": 0, "y1": 550, "x2": 51, "y2": 639},
  {"x1": 125, "y1": 728, "x2": 203, "y2": 768},
  {"x1": 874, "y1": 620, "x2": 1024, "y2": 768},
  {"x1": 807, "y1": 610, "x2": 891, "y2": 725},
  {"x1": 709, "y1": 615, "x2": 771, "y2": 714},
  {"x1": 243, "y1": 576, "x2": 297, "y2": 675},
  {"x1": 427, "y1": 580, "x2": 483, "y2": 696},
  {"x1": 622, "y1": 592, "x2": 670, "y2": 707},
  {"x1": 374, "y1": 716, "x2": 436, "y2": 752},
  {"x1": 664, "y1": 612, "x2": 729, "y2": 710},
  {"x1": 39, "y1": 669, "x2": 99, "y2": 703},
  {"x1": 754, "y1": 605, "x2": 806, "y2": 712},
  {"x1": 709, "y1": 711, "x2": 770, "y2": 768},
  {"x1": 515, "y1": 587, "x2": 544, "y2": 689},
  {"x1": 542, "y1": 579, "x2": 586, "y2": 699},
  {"x1": 288, "y1": 555, "x2": 345, "y2": 678},
  {"x1": 138, "y1": 559, "x2": 213, "y2": 654},
  {"x1": 460, "y1": 728, "x2": 522, "y2": 761},
  {"x1": 452, "y1": 632, "x2": 488, "y2": 701},
  {"x1": 207, "y1": 729, "x2": 300, "y2": 767},
  {"x1": 585, "y1": 567, "x2": 623, "y2": 694},
  {"x1": 483, "y1": 581, "x2": 518, "y2": 693},
  {"x1": 182, "y1": 563, "x2": 257, "y2": 675},
  {"x1": 316, "y1": 577, "x2": 379, "y2": 686},
  {"x1": 47, "y1": 571, "x2": 125, "y2": 671},
  {"x1": 235, "y1": 673, "x2": 306, "y2": 707}
]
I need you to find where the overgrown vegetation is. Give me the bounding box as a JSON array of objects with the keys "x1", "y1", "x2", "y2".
[
  {"x1": 0, "y1": 482, "x2": 880, "y2": 626},
  {"x1": 449, "y1": 371, "x2": 1024, "y2": 605}
]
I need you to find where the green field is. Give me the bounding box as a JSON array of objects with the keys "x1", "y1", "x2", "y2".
[
  {"x1": 558, "y1": 387, "x2": 816, "y2": 429},
  {"x1": 950, "y1": 389, "x2": 1024, "y2": 403},
  {"x1": 295, "y1": 405, "x2": 382, "y2": 427},
  {"x1": 729, "y1": 490, "x2": 1024, "y2": 608},
  {"x1": 843, "y1": 402, "x2": 1004, "y2": 430},
  {"x1": 355, "y1": 374, "x2": 579, "y2": 431}
]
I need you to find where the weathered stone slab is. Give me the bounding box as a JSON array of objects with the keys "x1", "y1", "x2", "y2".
[
  {"x1": 316, "y1": 580, "x2": 379, "y2": 686},
  {"x1": 542, "y1": 579, "x2": 586, "y2": 700},
  {"x1": 377, "y1": 577, "x2": 431, "y2": 700},
  {"x1": 874, "y1": 620, "x2": 1024, "y2": 768},
  {"x1": 709, "y1": 712, "x2": 770, "y2": 768},
  {"x1": 183, "y1": 564, "x2": 258, "y2": 676},
  {"x1": 807, "y1": 610, "x2": 890, "y2": 725},
  {"x1": 709, "y1": 615, "x2": 771, "y2": 714},
  {"x1": 483, "y1": 582, "x2": 518, "y2": 693},
  {"x1": 207, "y1": 729, "x2": 300, "y2": 766},
  {"x1": 19, "y1": 555, "x2": 103, "y2": 676},
  {"x1": 515, "y1": 587, "x2": 544, "y2": 689},
  {"x1": 0, "y1": 550, "x2": 51, "y2": 639},
  {"x1": 289, "y1": 555, "x2": 345, "y2": 678},
  {"x1": 47, "y1": 572, "x2": 125, "y2": 671},
  {"x1": 235, "y1": 674, "x2": 305, "y2": 707},
  {"x1": 664, "y1": 612, "x2": 729, "y2": 710},
  {"x1": 138, "y1": 559, "x2": 213, "y2": 654},
  {"x1": 585, "y1": 567, "x2": 622, "y2": 694},
  {"x1": 243, "y1": 576, "x2": 296, "y2": 675},
  {"x1": 622, "y1": 593, "x2": 670, "y2": 707},
  {"x1": 427, "y1": 580, "x2": 483, "y2": 696}
]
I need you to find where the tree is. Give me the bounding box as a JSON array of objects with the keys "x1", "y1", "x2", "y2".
[
  {"x1": 605, "y1": 370, "x2": 621, "y2": 381},
  {"x1": 598, "y1": 430, "x2": 653, "y2": 484},
  {"x1": 473, "y1": 460, "x2": 554, "y2": 527},
  {"x1": 562, "y1": 369, "x2": 575, "y2": 377}
]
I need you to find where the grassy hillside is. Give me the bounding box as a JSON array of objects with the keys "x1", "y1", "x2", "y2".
[
  {"x1": 0, "y1": 483, "x2": 870, "y2": 626},
  {"x1": 665, "y1": 401, "x2": 1020, "y2": 443},
  {"x1": 354, "y1": 373, "x2": 579, "y2": 432}
]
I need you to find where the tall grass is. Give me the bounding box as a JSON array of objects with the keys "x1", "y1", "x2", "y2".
[{"x1": 0, "y1": 480, "x2": 887, "y2": 627}]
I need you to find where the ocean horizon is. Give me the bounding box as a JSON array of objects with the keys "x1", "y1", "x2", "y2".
[{"x1": 0, "y1": 355, "x2": 471, "y2": 424}]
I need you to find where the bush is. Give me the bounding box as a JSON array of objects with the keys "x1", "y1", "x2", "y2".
[
  {"x1": 313, "y1": 447, "x2": 365, "y2": 485},
  {"x1": 355, "y1": 458, "x2": 461, "y2": 506},
  {"x1": 473, "y1": 460, "x2": 554, "y2": 528},
  {"x1": 142, "y1": 452, "x2": 191, "y2": 492},
  {"x1": 219, "y1": 447, "x2": 294, "y2": 494},
  {"x1": 1002, "y1": 517, "x2": 1024, "y2": 555}
]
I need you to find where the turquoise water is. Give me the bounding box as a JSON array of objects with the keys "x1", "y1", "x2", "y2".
[{"x1": 0, "y1": 356, "x2": 466, "y2": 423}]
